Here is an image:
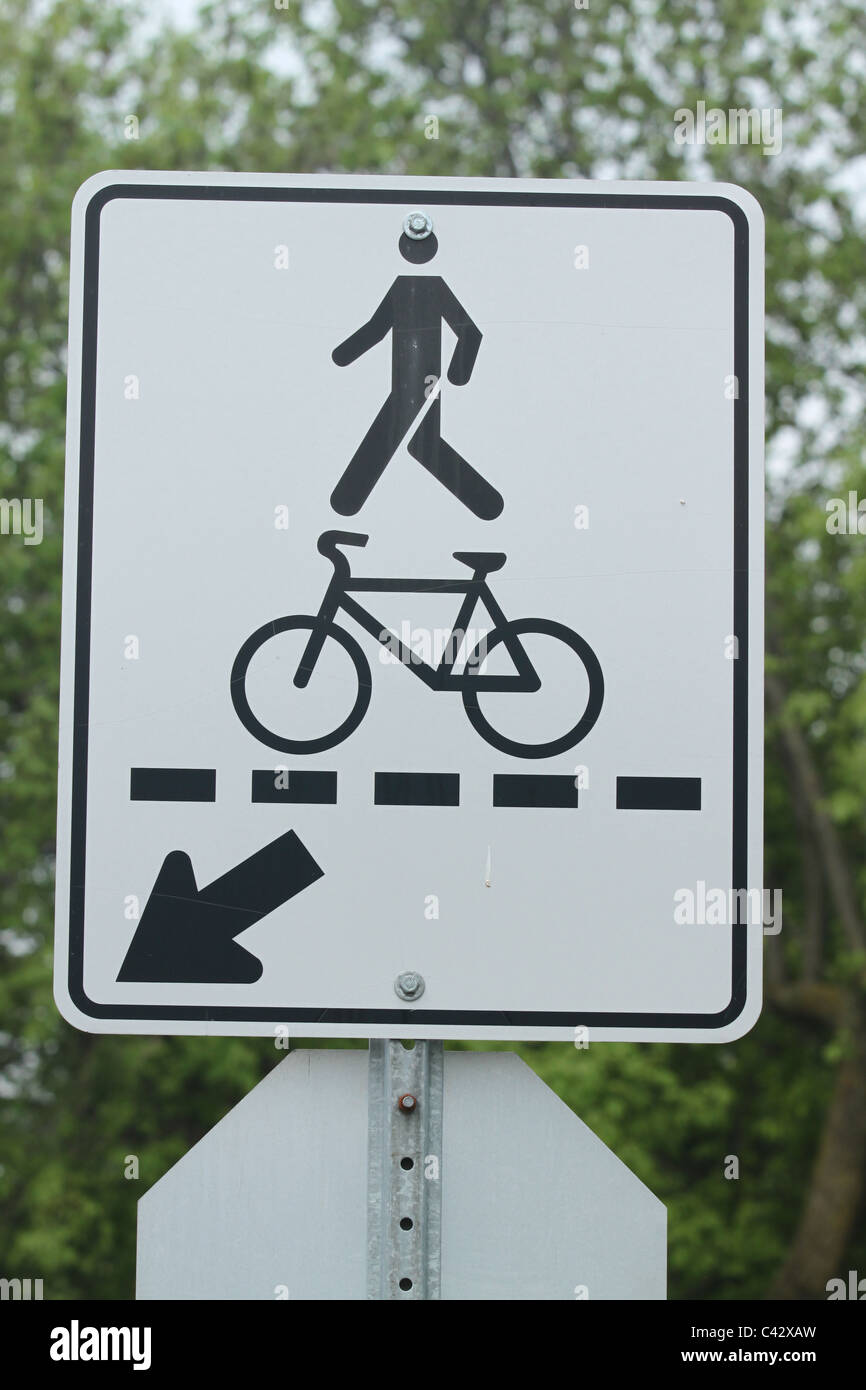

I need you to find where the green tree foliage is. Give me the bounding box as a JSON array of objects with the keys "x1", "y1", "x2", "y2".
[{"x1": 0, "y1": 0, "x2": 864, "y2": 1298}]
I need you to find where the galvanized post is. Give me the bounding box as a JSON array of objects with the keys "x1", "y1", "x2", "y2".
[{"x1": 367, "y1": 1040, "x2": 444, "y2": 1299}]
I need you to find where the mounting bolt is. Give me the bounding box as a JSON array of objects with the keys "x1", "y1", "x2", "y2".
[
  {"x1": 398, "y1": 1093, "x2": 417, "y2": 1113},
  {"x1": 395, "y1": 970, "x2": 425, "y2": 1002},
  {"x1": 403, "y1": 211, "x2": 434, "y2": 241}
]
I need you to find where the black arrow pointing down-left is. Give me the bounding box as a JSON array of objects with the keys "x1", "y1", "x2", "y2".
[{"x1": 117, "y1": 830, "x2": 324, "y2": 984}]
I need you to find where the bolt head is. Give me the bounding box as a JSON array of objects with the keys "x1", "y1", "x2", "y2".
[
  {"x1": 403, "y1": 211, "x2": 434, "y2": 240},
  {"x1": 398, "y1": 1093, "x2": 417, "y2": 1112},
  {"x1": 394, "y1": 970, "x2": 425, "y2": 1001}
]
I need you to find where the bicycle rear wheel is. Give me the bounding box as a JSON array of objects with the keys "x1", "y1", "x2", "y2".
[{"x1": 462, "y1": 618, "x2": 603, "y2": 758}]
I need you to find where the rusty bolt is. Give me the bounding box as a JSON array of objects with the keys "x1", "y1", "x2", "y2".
[{"x1": 398, "y1": 1093, "x2": 417, "y2": 1113}]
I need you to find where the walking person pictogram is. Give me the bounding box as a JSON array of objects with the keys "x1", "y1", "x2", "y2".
[{"x1": 330, "y1": 213, "x2": 504, "y2": 521}]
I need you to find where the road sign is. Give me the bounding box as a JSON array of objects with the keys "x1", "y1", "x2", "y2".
[
  {"x1": 137, "y1": 1048, "x2": 666, "y2": 1300},
  {"x1": 55, "y1": 171, "x2": 764, "y2": 1040}
]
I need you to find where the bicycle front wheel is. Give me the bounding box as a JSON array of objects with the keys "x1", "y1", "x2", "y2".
[
  {"x1": 462, "y1": 618, "x2": 603, "y2": 759},
  {"x1": 230, "y1": 616, "x2": 372, "y2": 754}
]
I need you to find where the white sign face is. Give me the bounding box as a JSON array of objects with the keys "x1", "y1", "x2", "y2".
[{"x1": 55, "y1": 172, "x2": 764, "y2": 1041}]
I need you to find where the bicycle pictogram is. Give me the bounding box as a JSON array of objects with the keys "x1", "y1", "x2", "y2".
[{"x1": 230, "y1": 530, "x2": 604, "y2": 760}]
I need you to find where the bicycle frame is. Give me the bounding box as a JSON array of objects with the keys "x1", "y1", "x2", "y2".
[{"x1": 300, "y1": 569, "x2": 541, "y2": 693}]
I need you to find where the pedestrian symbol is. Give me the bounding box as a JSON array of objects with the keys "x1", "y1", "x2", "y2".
[{"x1": 330, "y1": 213, "x2": 504, "y2": 520}]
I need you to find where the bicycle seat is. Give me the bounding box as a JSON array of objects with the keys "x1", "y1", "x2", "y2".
[{"x1": 452, "y1": 551, "x2": 507, "y2": 574}]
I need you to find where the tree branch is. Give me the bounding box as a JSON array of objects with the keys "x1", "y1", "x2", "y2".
[{"x1": 766, "y1": 671, "x2": 866, "y2": 957}]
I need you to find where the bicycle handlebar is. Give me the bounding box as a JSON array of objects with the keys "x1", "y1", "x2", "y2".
[
  {"x1": 317, "y1": 530, "x2": 369, "y2": 558},
  {"x1": 318, "y1": 530, "x2": 369, "y2": 582}
]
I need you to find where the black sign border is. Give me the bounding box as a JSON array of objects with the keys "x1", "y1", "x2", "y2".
[{"x1": 67, "y1": 182, "x2": 752, "y2": 1032}]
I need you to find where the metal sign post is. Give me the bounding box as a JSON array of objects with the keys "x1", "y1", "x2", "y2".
[{"x1": 367, "y1": 1041, "x2": 444, "y2": 1300}]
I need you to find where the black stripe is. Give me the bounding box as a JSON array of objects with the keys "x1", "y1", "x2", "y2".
[
  {"x1": 252, "y1": 770, "x2": 337, "y2": 804},
  {"x1": 374, "y1": 772, "x2": 459, "y2": 806},
  {"x1": 616, "y1": 776, "x2": 701, "y2": 811},
  {"x1": 493, "y1": 774, "x2": 578, "y2": 808},
  {"x1": 130, "y1": 768, "x2": 216, "y2": 802}
]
